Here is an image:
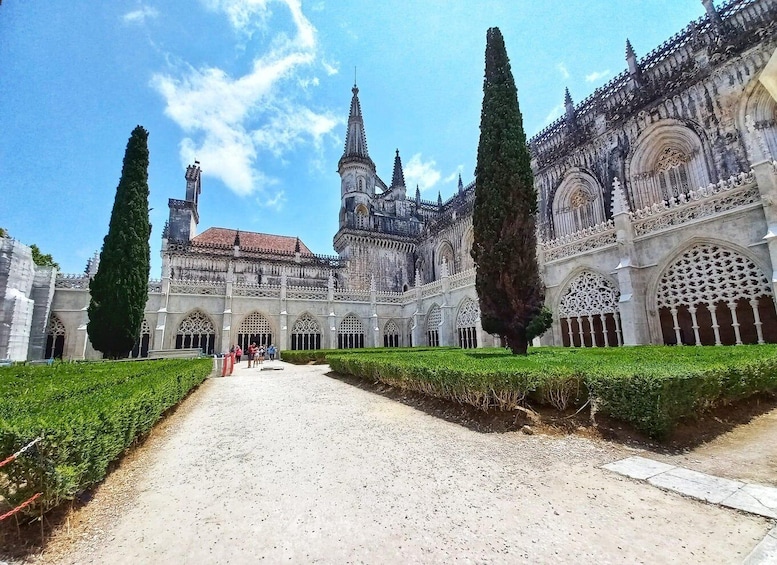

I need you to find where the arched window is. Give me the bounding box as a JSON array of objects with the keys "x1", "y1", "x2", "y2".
[
  {"x1": 383, "y1": 319, "x2": 400, "y2": 347},
  {"x1": 131, "y1": 319, "x2": 151, "y2": 358},
  {"x1": 176, "y1": 310, "x2": 216, "y2": 354},
  {"x1": 656, "y1": 244, "x2": 777, "y2": 345},
  {"x1": 456, "y1": 298, "x2": 479, "y2": 349},
  {"x1": 551, "y1": 170, "x2": 606, "y2": 237},
  {"x1": 338, "y1": 314, "x2": 364, "y2": 349},
  {"x1": 238, "y1": 312, "x2": 272, "y2": 351},
  {"x1": 45, "y1": 314, "x2": 66, "y2": 359},
  {"x1": 355, "y1": 203, "x2": 369, "y2": 230},
  {"x1": 558, "y1": 271, "x2": 621, "y2": 347},
  {"x1": 628, "y1": 122, "x2": 711, "y2": 210},
  {"x1": 291, "y1": 313, "x2": 321, "y2": 350},
  {"x1": 740, "y1": 82, "x2": 777, "y2": 164},
  {"x1": 437, "y1": 241, "x2": 455, "y2": 277},
  {"x1": 426, "y1": 304, "x2": 442, "y2": 347}
]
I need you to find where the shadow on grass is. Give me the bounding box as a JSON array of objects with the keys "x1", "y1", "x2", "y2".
[{"x1": 324, "y1": 370, "x2": 777, "y2": 454}]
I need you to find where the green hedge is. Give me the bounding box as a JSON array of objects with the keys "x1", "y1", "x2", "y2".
[
  {"x1": 282, "y1": 347, "x2": 456, "y2": 365},
  {"x1": 325, "y1": 346, "x2": 777, "y2": 439},
  {"x1": 0, "y1": 358, "x2": 212, "y2": 514}
]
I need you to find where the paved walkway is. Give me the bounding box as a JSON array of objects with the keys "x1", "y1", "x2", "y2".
[
  {"x1": 604, "y1": 456, "x2": 777, "y2": 564},
  {"x1": 45, "y1": 361, "x2": 773, "y2": 564}
]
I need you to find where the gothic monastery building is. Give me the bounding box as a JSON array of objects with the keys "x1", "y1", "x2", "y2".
[{"x1": 2, "y1": 0, "x2": 777, "y2": 360}]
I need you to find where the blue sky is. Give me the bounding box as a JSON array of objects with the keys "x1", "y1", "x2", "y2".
[{"x1": 1, "y1": 1, "x2": 706, "y2": 276}]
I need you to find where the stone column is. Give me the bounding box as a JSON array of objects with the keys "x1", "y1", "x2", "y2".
[
  {"x1": 277, "y1": 269, "x2": 288, "y2": 351},
  {"x1": 412, "y1": 269, "x2": 424, "y2": 346},
  {"x1": 154, "y1": 247, "x2": 170, "y2": 351},
  {"x1": 370, "y1": 276, "x2": 380, "y2": 347},
  {"x1": 439, "y1": 259, "x2": 453, "y2": 346},
  {"x1": 746, "y1": 116, "x2": 777, "y2": 302},
  {"x1": 327, "y1": 273, "x2": 336, "y2": 349},
  {"x1": 74, "y1": 305, "x2": 90, "y2": 360},
  {"x1": 611, "y1": 178, "x2": 650, "y2": 345}
]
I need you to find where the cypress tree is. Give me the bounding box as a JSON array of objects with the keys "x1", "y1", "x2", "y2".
[
  {"x1": 472, "y1": 28, "x2": 545, "y2": 355},
  {"x1": 87, "y1": 126, "x2": 151, "y2": 359}
]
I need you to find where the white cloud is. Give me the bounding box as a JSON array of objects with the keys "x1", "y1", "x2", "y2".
[
  {"x1": 261, "y1": 190, "x2": 287, "y2": 211},
  {"x1": 404, "y1": 154, "x2": 442, "y2": 192},
  {"x1": 443, "y1": 165, "x2": 463, "y2": 184},
  {"x1": 123, "y1": 6, "x2": 159, "y2": 24},
  {"x1": 202, "y1": 0, "x2": 315, "y2": 48},
  {"x1": 152, "y1": 0, "x2": 339, "y2": 196},
  {"x1": 321, "y1": 58, "x2": 339, "y2": 76},
  {"x1": 542, "y1": 103, "x2": 564, "y2": 125},
  {"x1": 585, "y1": 69, "x2": 611, "y2": 83},
  {"x1": 557, "y1": 62, "x2": 570, "y2": 80}
]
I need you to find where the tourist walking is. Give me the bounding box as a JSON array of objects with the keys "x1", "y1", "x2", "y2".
[
  {"x1": 268, "y1": 344, "x2": 276, "y2": 361},
  {"x1": 235, "y1": 345, "x2": 242, "y2": 364},
  {"x1": 248, "y1": 343, "x2": 257, "y2": 368}
]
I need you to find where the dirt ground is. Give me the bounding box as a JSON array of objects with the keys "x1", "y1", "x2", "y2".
[{"x1": 4, "y1": 361, "x2": 776, "y2": 564}]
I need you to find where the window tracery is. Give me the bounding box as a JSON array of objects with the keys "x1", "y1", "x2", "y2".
[
  {"x1": 384, "y1": 319, "x2": 400, "y2": 347},
  {"x1": 456, "y1": 298, "x2": 479, "y2": 349},
  {"x1": 338, "y1": 314, "x2": 364, "y2": 349},
  {"x1": 656, "y1": 244, "x2": 776, "y2": 346},
  {"x1": 291, "y1": 313, "x2": 321, "y2": 350},
  {"x1": 628, "y1": 123, "x2": 710, "y2": 210},
  {"x1": 45, "y1": 315, "x2": 66, "y2": 359},
  {"x1": 426, "y1": 304, "x2": 441, "y2": 347},
  {"x1": 551, "y1": 171, "x2": 605, "y2": 238},
  {"x1": 176, "y1": 310, "x2": 216, "y2": 354},
  {"x1": 558, "y1": 271, "x2": 622, "y2": 348},
  {"x1": 238, "y1": 312, "x2": 272, "y2": 350}
]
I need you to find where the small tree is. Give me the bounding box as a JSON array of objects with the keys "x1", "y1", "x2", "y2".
[
  {"x1": 87, "y1": 126, "x2": 151, "y2": 359},
  {"x1": 472, "y1": 27, "x2": 546, "y2": 355},
  {"x1": 30, "y1": 244, "x2": 59, "y2": 270}
]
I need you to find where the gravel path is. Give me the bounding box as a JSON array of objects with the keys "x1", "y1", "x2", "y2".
[{"x1": 38, "y1": 361, "x2": 771, "y2": 564}]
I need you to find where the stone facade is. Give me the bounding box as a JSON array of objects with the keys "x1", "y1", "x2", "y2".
[{"x1": 29, "y1": 0, "x2": 777, "y2": 358}]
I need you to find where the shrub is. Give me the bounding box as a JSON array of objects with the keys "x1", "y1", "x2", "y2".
[
  {"x1": 0, "y1": 358, "x2": 212, "y2": 515},
  {"x1": 323, "y1": 346, "x2": 777, "y2": 439}
]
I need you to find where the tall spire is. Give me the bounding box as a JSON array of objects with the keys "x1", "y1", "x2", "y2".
[
  {"x1": 415, "y1": 185, "x2": 421, "y2": 206},
  {"x1": 437, "y1": 191, "x2": 443, "y2": 209},
  {"x1": 625, "y1": 39, "x2": 642, "y2": 86},
  {"x1": 390, "y1": 149, "x2": 406, "y2": 188},
  {"x1": 457, "y1": 173, "x2": 464, "y2": 195},
  {"x1": 341, "y1": 84, "x2": 371, "y2": 162},
  {"x1": 564, "y1": 88, "x2": 576, "y2": 125}
]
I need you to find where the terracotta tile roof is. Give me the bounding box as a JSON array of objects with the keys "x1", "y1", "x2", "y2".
[{"x1": 191, "y1": 228, "x2": 313, "y2": 254}]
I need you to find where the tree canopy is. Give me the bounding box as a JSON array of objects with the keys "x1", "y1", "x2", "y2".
[
  {"x1": 87, "y1": 126, "x2": 152, "y2": 359},
  {"x1": 472, "y1": 27, "x2": 546, "y2": 355}
]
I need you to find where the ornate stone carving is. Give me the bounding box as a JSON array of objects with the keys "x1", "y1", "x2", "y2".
[
  {"x1": 178, "y1": 311, "x2": 215, "y2": 335},
  {"x1": 456, "y1": 299, "x2": 480, "y2": 328},
  {"x1": 657, "y1": 244, "x2": 772, "y2": 308},
  {"x1": 292, "y1": 313, "x2": 321, "y2": 334},
  {"x1": 559, "y1": 271, "x2": 620, "y2": 317}
]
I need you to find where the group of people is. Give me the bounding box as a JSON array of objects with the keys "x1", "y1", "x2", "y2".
[{"x1": 230, "y1": 343, "x2": 278, "y2": 368}]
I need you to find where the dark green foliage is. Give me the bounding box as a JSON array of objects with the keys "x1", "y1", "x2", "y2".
[
  {"x1": 0, "y1": 359, "x2": 212, "y2": 515},
  {"x1": 472, "y1": 27, "x2": 544, "y2": 355},
  {"x1": 88, "y1": 126, "x2": 152, "y2": 359},
  {"x1": 29, "y1": 243, "x2": 59, "y2": 269},
  {"x1": 526, "y1": 306, "x2": 552, "y2": 342},
  {"x1": 325, "y1": 346, "x2": 777, "y2": 440}
]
